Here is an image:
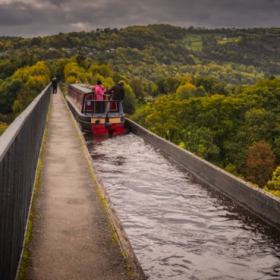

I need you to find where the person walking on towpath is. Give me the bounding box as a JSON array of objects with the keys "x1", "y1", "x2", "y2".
[
  {"x1": 52, "y1": 77, "x2": 58, "y2": 94},
  {"x1": 105, "y1": 81, "x2": 125, "y2": 115}
]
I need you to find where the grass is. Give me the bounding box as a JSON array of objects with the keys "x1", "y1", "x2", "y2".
[
  {"x1": 188, "y1": 41, "x2": 202, "y2": 51},
  {"x1": 183, "y1": 33, "x2": 239, "y2": 51},
  {"x1": 193, "y1": 57, "x2": 201, "y2": 64},
  {"x1": 136, "y1": 102, "x2": 150, "y2": 112}
]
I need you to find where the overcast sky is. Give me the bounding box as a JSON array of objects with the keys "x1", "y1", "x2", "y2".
[{"x1": 0, "y1": 0, "x2": 279, "y2": 38}]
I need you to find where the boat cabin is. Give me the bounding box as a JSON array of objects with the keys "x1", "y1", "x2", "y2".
[{"x1": 66, "y1": 83, "x2": 127, "y2": 136}]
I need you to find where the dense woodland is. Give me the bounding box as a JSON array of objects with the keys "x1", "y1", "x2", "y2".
[{"x1": 1, "y1": 24, "x2": 280, "y2": 197}]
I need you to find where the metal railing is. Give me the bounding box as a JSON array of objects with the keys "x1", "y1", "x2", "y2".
[{"x1": 0, "y1": 84, "x2": 51, "y2": 280}]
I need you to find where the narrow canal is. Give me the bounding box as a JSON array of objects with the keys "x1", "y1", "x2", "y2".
[{"x1": 85, "y1": 133, "x2": 280, "y2": 280}]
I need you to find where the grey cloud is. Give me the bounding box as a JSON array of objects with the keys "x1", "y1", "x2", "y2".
[
  {"x1": 0, "y1": 0, "x2": 280, "y2": 37},
  {"x1": 0, "y1": 2, "x2": 36, "y2": 26}
]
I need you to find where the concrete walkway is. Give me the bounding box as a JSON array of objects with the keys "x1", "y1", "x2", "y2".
[{"x1": 24, "y1": 89, "x2": 134, "y2": 280}]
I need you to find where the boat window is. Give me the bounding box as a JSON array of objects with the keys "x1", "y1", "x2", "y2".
[
  {"x1": 85, "y1": 94, "x2": 93, "y2": 113},
  {"x1": 76, "y1": 92, "x2": 83, "y2": 111},
  {"x1": 86, "y1": 94, "x2": 93, "y2": 100}
]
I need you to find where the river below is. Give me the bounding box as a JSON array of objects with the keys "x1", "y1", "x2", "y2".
[{"x1": 85, "y1": 133, "x2": 280, "y2": 280}]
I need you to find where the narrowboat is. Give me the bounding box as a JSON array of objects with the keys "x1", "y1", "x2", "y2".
[{"x1": 66, "y1": 83, "x2": 128, "y2": 136}]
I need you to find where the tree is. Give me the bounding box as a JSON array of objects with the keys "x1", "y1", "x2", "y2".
[
  {"x1": 242, "y1": 140, "x2": 276, "y2": 187},
  {"x1": 89, "y1": 64, "x2": 113, "y2": 78},
  {"x1": 129, "y1": 78, "x2": 144, "y2": 99},
  {"x1": 176, "y1": 83, "x2": 196, "y2": 100},
  {"x1": 163, "y1": 76, "x2": 180, "y2": 94},
  {"x1": 155, "y1": 77, "x2": 165, "y2": 95},
  {"x1": 76, "y1": 55, "x2": 88, "y2": 68},
  {"x1": 267, "y1": 166, "x2": 280, "y2": 191},
  {"x1": 188, "y1": 26, "x2": 195, "y2": 33},
  {"x1": 0, "y1": 121, "x2": 8, "y2": 135},
  {"x1": 55, "y1": 58, "x2": 71, "y2": 80},
  {"x1": 0, "y1": 78, "x2": 22, "y2": 114},
  {"x1": 184, "y1": 127, "x2": 220, "y2": 161},
  {"x1": 31, "y1": 37, "x2": 41, "y2": 47},
  {"x1": 122, "y1": 83, "x2": 137, "y2": 115},
  {"x1": 0, "y1": 61, "x2": 51, "y2": 118}
]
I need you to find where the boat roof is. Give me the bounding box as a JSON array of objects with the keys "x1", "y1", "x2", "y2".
[{"x1": 69, "y1": 83, "x2": 93, "y2": 94}]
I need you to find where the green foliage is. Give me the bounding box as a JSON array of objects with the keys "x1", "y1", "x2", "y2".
[
  {"x1": 122, "y1": 83, "x2": 137, "y2": 115},
  {"x1": 76, "y1": 55, "x2": 87, "y2": 67},
  {"x1": 55, "y1": 58, "x2": 71, "y2": 80},
  {"x1": 131, "y1": 76, "x2": 280, "y2": 191},
  {"x1": 0, "y1": 121, "x2": 8, "y2": 135},
  {"x1": 176, "y1": 83, "x2": 197, "y2": 100},
  {"x1": 184, "y1": 127, "x2": 220, "y2": 161},
  {"x1": 2, "y1": 24, "x2": 271, "y2": 86},
  {"x1": 12, "y1": 99, "x2": 23, "y2": 114},
  {"x1": 89, "y1": 64, "x2": 113, "y2": 78},
  {"x1": 267, "y1": 166, "x2": 280, "y2": 191},
  {"x1": 129, "y1": 77, "x2": 144, "y2": 99},
  {"x1": 0, "y1": 61, "x2": 50, "y2": 118},
  {"x1": 0, "y1": 55, "x2": 38, "y2": 80},
  {"x1": 2, "y1": 25, "x2": 280, "y2": 194}
]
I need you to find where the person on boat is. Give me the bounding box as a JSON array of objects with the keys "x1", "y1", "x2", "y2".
[
  {"x1": 52, "y1": 77, "x2": 58, "y2": 94},
  {"x1": 93, "y1": 80, "x2": 106, "y2": 113},
  {"x1": 104, "y1": 81, "x2": 125, "y2": 115}
]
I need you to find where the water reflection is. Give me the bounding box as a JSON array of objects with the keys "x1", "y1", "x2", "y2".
[{"x1": 85, "y1": 133, "x2": 280, "y2": 280}]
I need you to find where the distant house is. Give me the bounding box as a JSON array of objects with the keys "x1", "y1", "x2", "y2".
[
  {"x1": 62, "y1": 48, "x2": 71, "y2": 52},
  {"x1": 2, "y1": 51, "x2": 9, "y2": 57},
  {"x1": 104, "y1": 48, "x2": 115, "y2": 53},
  {"x1": 49, "y1": 47, "x2": 57, "y2": 51}
]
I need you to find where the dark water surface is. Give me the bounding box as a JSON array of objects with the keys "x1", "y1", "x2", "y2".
[{"x1": 86, "y1": 133, "x2": 280, "y2": 280}]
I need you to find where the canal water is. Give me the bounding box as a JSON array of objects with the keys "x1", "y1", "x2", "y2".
[{"x1": 85, "y1": 133, "x2": 280, "y2": 280}]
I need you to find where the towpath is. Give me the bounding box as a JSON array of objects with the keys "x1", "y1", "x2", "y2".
[{"x1": 24, "y1": 88, "x2": 134, "y2": 280}]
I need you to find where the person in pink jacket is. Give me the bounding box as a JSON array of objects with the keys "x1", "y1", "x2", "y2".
[{"x1": 94, "y1": 80, "x2": 106, "y2": 113}]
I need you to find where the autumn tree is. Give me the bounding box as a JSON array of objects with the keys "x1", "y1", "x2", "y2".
[
  {"x1": 242, "y1": 140, "x2": 276, "y2": 187},
  {"x1": 176, "y1": 83, "x2": 196, "y2": 100},
  {"x1": 89, "y1": 64, "x2": 113, "y2": 78},
  {"x1": 0, "y1": 61, "x2": 51, "y2": 118}
]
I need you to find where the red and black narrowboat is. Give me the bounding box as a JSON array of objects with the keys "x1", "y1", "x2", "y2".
[{"x1": 66, "y1": 83, "x2": 127, "y2": 136}]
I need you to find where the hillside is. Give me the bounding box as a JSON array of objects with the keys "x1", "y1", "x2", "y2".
[
  {"x1": 1, "y1": 25, "x2": 280, "y2": 84},
  {"x1": 1, "y1": 25, "x2": 280, "y2": 196}
]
